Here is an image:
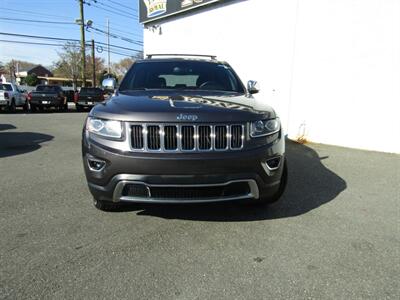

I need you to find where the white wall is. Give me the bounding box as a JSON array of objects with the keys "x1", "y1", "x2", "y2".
[{"x1": 144, "y1": 0, "x2": 400, "y2": 153}]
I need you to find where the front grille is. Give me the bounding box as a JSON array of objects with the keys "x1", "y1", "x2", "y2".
[
  {"x1": 122, "y1": 182, "x2": 251, "y2": 200},
  {"x1": 130, "y1": 124, "x2": 244, "y2": 152}
]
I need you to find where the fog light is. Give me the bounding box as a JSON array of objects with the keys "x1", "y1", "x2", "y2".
[
  {"x1": 87, "y1": 156, "x2": 106, "y2": 171},
  {"x1": 265, "y1": 156, "x2": 281, "y2": 170}
]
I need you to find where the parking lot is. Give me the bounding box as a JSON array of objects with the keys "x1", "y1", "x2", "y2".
[{"x1": 0, "y1": 111, "x2": 399, "y2": 299}]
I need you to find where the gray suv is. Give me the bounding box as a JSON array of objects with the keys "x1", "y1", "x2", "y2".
[{"x1": 82, "y1": 55, "x2": 287, "y2": 211}]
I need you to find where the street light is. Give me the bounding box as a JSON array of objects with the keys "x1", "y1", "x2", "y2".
[{"x1": 75, "y1": 19, "x2": 93, "y2": 28}]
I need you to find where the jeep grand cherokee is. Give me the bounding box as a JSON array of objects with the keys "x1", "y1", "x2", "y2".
[{"x1": 82, "y1": 54, "x2": 287, "y2": 211}]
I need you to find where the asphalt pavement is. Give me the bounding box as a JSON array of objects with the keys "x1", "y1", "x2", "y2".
[{"x1": 0, "y1": 110, "x2": 399, "y2": 299}]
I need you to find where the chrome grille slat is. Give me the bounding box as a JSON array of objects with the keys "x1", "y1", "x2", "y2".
[{"x1": 131, "y1": 124, "x2": 244, "y2": 152}]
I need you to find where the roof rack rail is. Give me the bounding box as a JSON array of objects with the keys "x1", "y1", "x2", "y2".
[{"x1": 146, "y1": 54, "x2": 217, "y2": 60}]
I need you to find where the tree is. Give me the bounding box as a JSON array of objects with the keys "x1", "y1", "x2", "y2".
[
  {"x1": 5, "y1": 60, "x2": 36, "y2": 72},
  {"x1": 111, "y1": 57, "x2": 134, "y2": 81},
  {"x1": 52, "y1": 42, "x2": 81, "y2": 88},
  {"x1": 25, "y1": 73, "x2": 39, "y2": 86},
  {"x1": 52, "y1": 42, "x2": 105, "y2": 88},
  {"x1": 86, "y1": 55, "x2": 105, "y2": 87}
]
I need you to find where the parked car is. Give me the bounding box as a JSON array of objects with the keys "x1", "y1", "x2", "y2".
[
  {"x1": 82, "y1": 54, "x2": 287, "y2": 211},
  {"x1": 74, "y1": 87, "x2": 105, "y2": 111},
  {"x1": 29, "y1": 85, "x2": 67, "y2": 111},
  {"x1": 0, "y1": 82, "x2": 29, "y2": 112}
]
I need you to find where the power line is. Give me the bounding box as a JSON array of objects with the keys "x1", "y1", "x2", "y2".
[
  {"x1": 0, "y1": 39, "x2": 135, "y2": 58},
  {"x1": 88, "y1": 31, "x2": 143, "y2": 51},
  {"x1": 0, "y1": 39, "x2": 70, "y2": 47},
  {"x1": 106, "y1": 0, "x2": 138, "y2": 12},
  {"x1": 94, "y1": 23, "x2": 142, "y2": 39},
  {"x1": 0, "y1": 17, "x2": 75, "y2": 25},
  {"x1": 0, "y1": 20, "x2": 76, "y2": 30},
  {"x1": 97, "y1": 40, "x2": 140, "y2": 52},
  {"x1": 89, "y1": 3, "x2": 138, "y2": 20},
  {"x1": 0, "y1": 32, "x2": 142, "y2": 53},
  {"x1": 83, "y1": 0, "x2": 138, "y2": 20},
  {"x1": 109, "y1": 49, "x2": 136, "y2": 57},
  {"x1": 0, "y1": 15, "x2": 142, "y2": 40},
  {"x1": 91, "y1": 0, "x2": 138, "y2": 16},
  {"x1": 88, "y1": 26, "x2": 143, "y2": 46},
  {"x1": 0, "y1": 8, "x2": 73, "y2": 21},
  {"x1": 0, "y1": 32, "x2": 80, "y2": 43}
]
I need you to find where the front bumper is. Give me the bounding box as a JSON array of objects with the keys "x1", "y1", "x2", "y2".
[{"x1": 82, "y1": 134, "x2": 285, "y2": 204}]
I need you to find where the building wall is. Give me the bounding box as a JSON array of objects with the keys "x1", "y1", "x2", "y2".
[{"x1": 144, "y1": 0, "x2": 400, "y2": 153}]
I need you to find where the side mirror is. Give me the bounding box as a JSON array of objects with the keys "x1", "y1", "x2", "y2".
[
  {"x1": 102, "y1": 77, "x2": 117, "y2": 92},
  {"x1": 247, "y1": 80, "x2": 260, "y2": 94}
]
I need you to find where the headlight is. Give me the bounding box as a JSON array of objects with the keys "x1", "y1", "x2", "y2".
[
  {"x1": 86, "y1": 117, "x2": 122, "y2": 139},
  {"x1": 250, "y1": 118, "x2": 280, "y2": 137}
]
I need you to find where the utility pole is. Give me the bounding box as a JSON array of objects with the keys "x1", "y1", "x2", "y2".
[
  {"x1": 91, "y1": 39, "x2": 96, "y2": 87},
  {"x1": 107, "y1": 18, "x2": 110, "y2": 74},
  {"x1": 79, "y1": 0, "x2": 86, "y2": 87}
]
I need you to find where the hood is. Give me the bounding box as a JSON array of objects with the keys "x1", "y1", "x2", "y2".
[{"x1": 91, "y1": 90, "x2": 276, "y2": 122}]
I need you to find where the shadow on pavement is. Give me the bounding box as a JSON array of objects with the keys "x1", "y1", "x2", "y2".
[
  {"x1": 0, "y1": 124, "x2": 16, "y2": 131},
  {"x1": 114, "y1": 140, "x2": 347, "y2": 221},
  {"x1": 0, "y1": 127, "x2": 54, "y2": 158}
]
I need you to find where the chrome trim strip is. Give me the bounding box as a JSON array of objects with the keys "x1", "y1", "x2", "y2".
[
  {"x1": 112, "y1": 179, "x2": 259, "y2": 203},
  {"x1": 143, "y1": 124, "x2": 148, "y2": 150},
  {"x1": 159, "y1": 124, "x2": 165, "y2": 151}
]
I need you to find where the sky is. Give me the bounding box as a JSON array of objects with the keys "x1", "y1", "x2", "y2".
[{"x1": 0, "y1": 0, "x2": 143, "y2": 67}]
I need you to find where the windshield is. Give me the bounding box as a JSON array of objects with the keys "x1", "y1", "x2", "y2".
[
  {"x1": 0, "y1": 84, "x2": 12, "y2": 91},
  {"x1": 119, "y1": 61, "x2": 245, "y2": 93},
  {"x1": 36, "y1": 85, "x2": 60, "y2": 92}
]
